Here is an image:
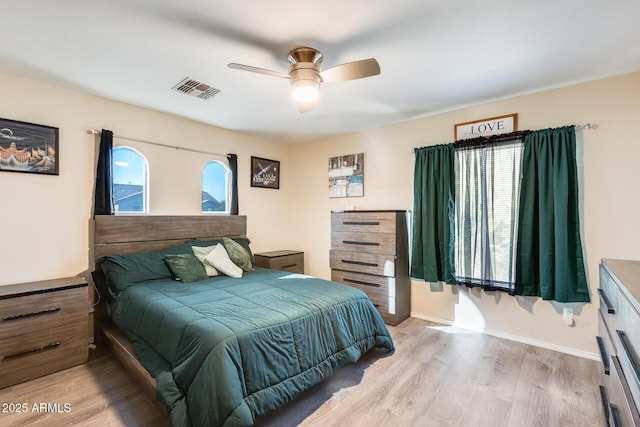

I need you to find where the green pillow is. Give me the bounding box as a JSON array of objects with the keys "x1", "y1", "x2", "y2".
[
  {"x1": 100, "y1": 243, "x2": 192, "y2": 292},
  {"x1": 222, "y1": 237, "x2": 254, "y2": 272},
  {"x1": 164, "y1": 254, "x2": 208, "y2": 283}
]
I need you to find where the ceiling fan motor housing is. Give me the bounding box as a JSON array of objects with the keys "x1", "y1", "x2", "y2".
[{"x1": 288, "y1": 47, "x2": 323, "y2": 101}]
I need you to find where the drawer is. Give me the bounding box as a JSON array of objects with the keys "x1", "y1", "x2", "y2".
[
  {"x1": 0, "y1": 287, "x2": 88, "y2": 338},
  {"x1": 0, "y1": 321, "x2": 88, "y2": 388},
  {"x1": 330, "y1": 250, "x2": 396, "y2": 277},
  {"x1": 331, "y1": 270, "x2": 395, "y2": 313},
  {"x1": 599, "y1": 310, "x2": 616, "y2": 374},
  {"x1": 255, "y1": 252, "x2": 304, "y2": 274},
  {"x1": 331, "y1": 212, "x2": 397, "y2": 234},
  {"x1": 600, "y1": 264, "x2": 620, "y2": 317},
  {"x1": 601, "y1": 356, "x2": 640, "y2": 427},
  {"x1": 614, "y1": 328, "x2": 640, "y2": 407},
  {"x1": 268, "y1": 253, "x2": 304, "y2": 273},
  {"x1": 331, "y1": 231, "x2": 396, "y2": 255}
]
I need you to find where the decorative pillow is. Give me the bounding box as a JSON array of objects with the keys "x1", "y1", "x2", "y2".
[
  {"x1": 164, "y1": 254, "x2": 208, "y2": 283},
  {"x1": 99, "y1": 243, "x2": 193, "y2": 293},
  {"x1": 187, "y1": 237, "x2": 255, "y2": 265},
  {"x1": 204, "y1": 244, "x2": 243, "y2": 278},
  {"x1": 222, "y1": 237, "x2": 254, "y2": 272},
  {"x1": 191, "y1": 245, "x2": 219, "y2": 276}
]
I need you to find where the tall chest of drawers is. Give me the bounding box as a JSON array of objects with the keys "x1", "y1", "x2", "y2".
[
  {"x1": 597, "y1": 259, "x2": 640, "y2": 426},
  {"x1": 330, "y1": 210, "x2": 410, "y2": 326},
  {"x1": 0, "y1": 276, "x2": 89, "y2": 389}
]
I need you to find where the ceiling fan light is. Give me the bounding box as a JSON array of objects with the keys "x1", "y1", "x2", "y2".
[{"x1": 291, "y1": 80, "x2": 320, "y2": 103}]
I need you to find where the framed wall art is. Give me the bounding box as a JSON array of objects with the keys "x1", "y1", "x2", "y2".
[
  {"x1": 328, "y1": 152, "x2": 364, "y2": 198},
  {"x1": 250, "y1": 156, "x2": 280, "y2": 189},
  {"x1": 454, "y1": 113, "x2": 518, "y2": 141},
  {"x1": 0, "y1": 118, "x2": 59, "y2": 175}
]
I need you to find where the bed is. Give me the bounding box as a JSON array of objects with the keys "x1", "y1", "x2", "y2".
[{"x1": 92, "y1": 215, "x2": 394, "y2": 427}]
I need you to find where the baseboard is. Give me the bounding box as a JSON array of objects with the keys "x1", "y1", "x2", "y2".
[{"x1": 410, "y1": 312, "x2": 600, "y2": 361}]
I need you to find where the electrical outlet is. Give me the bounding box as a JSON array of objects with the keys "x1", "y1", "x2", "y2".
[{"x1": 562, "y1": 307, "x2": 574, "y2": 326}]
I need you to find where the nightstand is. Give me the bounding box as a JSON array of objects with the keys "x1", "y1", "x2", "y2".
[
  {"x1": 0, "y1": 276, "x2": 89, "y2": 389},
  {"x1": 254, "y1": 250, "x2": 304, "y2": 274}
]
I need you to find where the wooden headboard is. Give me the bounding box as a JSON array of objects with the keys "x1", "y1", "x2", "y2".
[{"x1": 93, "y1": 215, "x2": 247, "y2": 260}]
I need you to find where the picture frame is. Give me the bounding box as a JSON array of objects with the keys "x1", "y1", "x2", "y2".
[
  {"x1": 328, "y1": 152, "x2": 364, "y2": 198},
  {"x1": 454, "y1": 113, "x2": 518, "y2": 141},
  {"x1": 0, "y1": 117, "x2": 59, "y2": 175},
  {"x1": 250, "y1": 156, "x2": 280, "y2": 189}
]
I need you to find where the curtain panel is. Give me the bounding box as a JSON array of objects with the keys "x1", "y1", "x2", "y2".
[
  {"x1": 515, "y1": 126, "x2": 589, "y2": 302},
  {"x1": 410, "y1": 144, "x2": 456, "y2": 284},
  {"x1": 227, "y1": 153, "x2": 238, "y2": 215},
  {"x1": 93, "y1": 129, "x2": 114, "y2": 216}
]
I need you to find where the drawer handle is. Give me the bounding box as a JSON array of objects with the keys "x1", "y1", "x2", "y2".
[
  {"x1": 609, "y1": 403, "x2": 621, "y2": 427},
  {"x1": 344, "y1": 278, "x2": 380, "y2": 288},
  {"x1": 281, "y1": 264, "x2": 297, "y2": 269},
  {"x1": 342, "y1": 259, "x2": 378, "y2": 267},
  {"x1": 597, "y1": 289, "x2": 615, "y2": 314},
  {"x1": 2, "y1": 341, "x2": 61, "y2": 362},
  {"x1": 342, "y1": 240, "x2": 380, "y2": 247},
  {"x1": 596, "y1": 336, "x2": 610, "y2": 375},
  {"x1": 342, "y1": 221, "x2": 380, "y2": 226},
  {"x1": 599, "y1": 386, "x2": 610, "y2": 424},
  {"x1": 616, "y1": 330, "x2": 640, "y2": 386},
  {"x1": 2, "y1": 307, "x2": 61, "y2": 322}
]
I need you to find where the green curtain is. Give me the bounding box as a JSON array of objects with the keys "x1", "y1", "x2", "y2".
[
  {"x1": 411, "y1": 144, "x2": 456, "y2": 284},
  {"x1": 515, "y1": 126, "x2": 590, "y2": 302}
]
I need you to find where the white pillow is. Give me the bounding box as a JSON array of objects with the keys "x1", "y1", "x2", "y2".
[
  {"x1": 204, "y1": 244, "x2": 243, "y2": 278},
  {"x1": 191, "y1": 245, "x2": 219, "y2": 276}
]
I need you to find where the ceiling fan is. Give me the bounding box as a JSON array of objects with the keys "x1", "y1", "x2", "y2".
[{"x1": 228, "y1": 47, "x2": 380, "y2": 113}]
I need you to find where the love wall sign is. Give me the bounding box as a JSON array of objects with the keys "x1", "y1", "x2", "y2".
[{"x1": 454, "y1": 114, "x2": 518, "y2": 141}]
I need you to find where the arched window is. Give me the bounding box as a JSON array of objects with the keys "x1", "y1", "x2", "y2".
[
  {"x1": 112, "y1": 146, "x2": 148, "y2": 214},
  {"x1": 202, "y1": 160, "x2": 230, "y2": 214}
]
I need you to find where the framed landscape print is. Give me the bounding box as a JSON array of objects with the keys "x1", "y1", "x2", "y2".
[
  {"x1": 250, "y1": 156, "x2": 280, "y2": 189},
  {"x1": 328, "y1": 152, "x2": 364, "y2": 198},
  {"x1": 0, "y1": 118, "x2": 59, "y2": 175}
]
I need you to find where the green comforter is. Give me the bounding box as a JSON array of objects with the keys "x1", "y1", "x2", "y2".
[{"x1": 109, "y1": 268, "x2": 394, "y2": 427}]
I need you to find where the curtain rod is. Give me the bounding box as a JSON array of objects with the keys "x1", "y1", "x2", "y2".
[
  {"x1": 86, "y1": 129, "x2": 228, "y2": 158},
  {"x1": 410, "y1": 123, "x2": 595, "y2": 153}
]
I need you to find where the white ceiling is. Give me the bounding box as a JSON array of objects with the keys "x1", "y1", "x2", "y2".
[{"x1": 2, "y1": 0, "x2": 640, "y2": 143}]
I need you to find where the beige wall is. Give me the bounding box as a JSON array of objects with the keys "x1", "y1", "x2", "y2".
[
  {"x1": 2, "y1": 70, "x2": 639, "y2": 357},
  {"x1": 0, "y1": 72, "x2": 295, "y2": 286},
  {"x1": 291, "y1": 71, "x2": 640, "y2": 357}
]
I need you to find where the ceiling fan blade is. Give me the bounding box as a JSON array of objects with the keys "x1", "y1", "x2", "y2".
[
  {"x1": 320, "y1": 58, "x2": 380, "y2": 82},
  {"x1": 227, "y1": 63, "x2": 290, "y2": 79}
]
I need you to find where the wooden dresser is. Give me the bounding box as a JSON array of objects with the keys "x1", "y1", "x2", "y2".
[
  {"x1": 330, "y1": 210, "x2": 410, "y2": 326},
  {"x1": 0, "y1": 276, "x2": 89, "y2": 389},
  {"x1": 254, "y1": 250, "x2": 304, "y2": 274},
  {"x1": 598, "y1": 259, "x2": 640, "y2": 426}
]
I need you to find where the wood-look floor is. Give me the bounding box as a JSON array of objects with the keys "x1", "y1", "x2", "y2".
[{"x1": 0, "y1": 318, "x2": 602, "y2": 427}]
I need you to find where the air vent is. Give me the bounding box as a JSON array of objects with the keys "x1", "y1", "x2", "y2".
[{"x1": 172, "y1": 77, "x2": 220, "y2": 100}]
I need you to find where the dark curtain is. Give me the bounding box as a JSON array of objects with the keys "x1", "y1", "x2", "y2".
[
  {"x1": 227, "y1": 153, "x2": 238, "y2": 215},
  {"x1": 515, "y1": 126, "x2": 590, "y2": 302},
  {"x1": 410, "y1": 144, "x2": 456, "y2": 284},
  {"x1": 94, "y1": 129, "x2": 114, "y2": 216}
]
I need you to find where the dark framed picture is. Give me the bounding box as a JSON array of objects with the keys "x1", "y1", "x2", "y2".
[
  {"x1": 0, "y1": 118, "x2": 59, "y2": 175},
  {"x1": 251, "y1": 156, "x2": 280, "y2": 189}
]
